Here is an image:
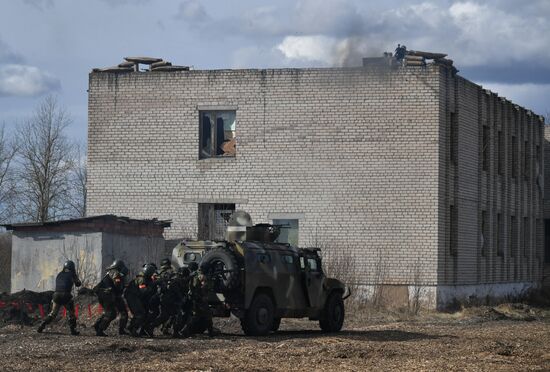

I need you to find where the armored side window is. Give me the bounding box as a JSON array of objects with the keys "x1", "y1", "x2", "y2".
[
  {"x1": 257, "y1": 253, "x2": 271, "y2": 264},
  {"x1": 281, "y1": 255, "x2": 294, "y2": 264},
  {"x1": 184, "y1": 252, "x2": 201, "y2": 263},
  {"x1": 199, "y1": 110, "x2": 236, "y2": 159},
  {"x1": 307, "y1": 258, "x2": 319, "y2": 272}
]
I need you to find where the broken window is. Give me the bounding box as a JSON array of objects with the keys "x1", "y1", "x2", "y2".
[
  {"x1": 199, "y1": 111, "x2": 236, "y2": 158},
  {"x1": 197, "y1": 203, "x2": 235, "y2": 240}
]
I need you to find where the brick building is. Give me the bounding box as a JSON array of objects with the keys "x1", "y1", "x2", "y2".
[{"x1": 87, "y1": 57, "x2": 545, "y2": 309}]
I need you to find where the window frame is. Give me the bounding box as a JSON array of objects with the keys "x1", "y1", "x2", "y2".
[{"x1": 199, "y1": 110, "x2": 236, "y2": 159}]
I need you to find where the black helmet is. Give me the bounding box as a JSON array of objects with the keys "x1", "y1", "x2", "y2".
[
  {"x1": 177, "y1": 267, "x2": 190, "y2": 277},
  {"x1": 63, "y1": 260, "x2": 76, "y2": 272},
  {"x1": 107, "y1": 259, "x2": 126, "y2": 271},
  {"x1": 143, "y1": 264, "x2": 156, "y2": 278},
  {"x1": 160, "y1": 258, "x2": 171, "y2": 268},
  {"x1": 187, "y1": 262, "x2": 198, "y2": 272}
]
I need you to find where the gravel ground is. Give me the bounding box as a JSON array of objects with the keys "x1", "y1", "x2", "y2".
[{"x1": 0, "y1": 308, "x2": 549, "y2": 371}]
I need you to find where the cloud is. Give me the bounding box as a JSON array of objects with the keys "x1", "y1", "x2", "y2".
[
  {"x1": 0, "y1": 37, "x2": 24, "y2": 64},
  {"x1": 276, "y1": 35, "x2": 383, "y2": 67},
  {"x1": 478, "y1": 82, "x2": 550, "y2": 116},
  {"x1": 98, "y1": 0, "x2": 152, "y2": 7},
  {"x1": 0, "y1": 65, "x2": 60, "y2": 97},
  {"x1": 175, "y1": 0, "x2": 209, "y2": 22},
  {"x1": 188, "y1": 0, "x2": 550, "y2": 80},
  {"x1": 22, "y1": 0, "x2": 55, "y2": 11}
]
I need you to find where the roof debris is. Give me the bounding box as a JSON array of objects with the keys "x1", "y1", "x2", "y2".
[
  {"x1": 92, "y1": 56, "x2": 190, "y2": 73},
  {"x1": 362, "y1": 45, "x2": 458, "y2": 74}
]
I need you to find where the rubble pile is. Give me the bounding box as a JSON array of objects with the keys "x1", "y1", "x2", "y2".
[
  {"x1": 363, "y1": 45, "x2": 459, "y2": 74},
  {"x1": 92, "y1": 56, "x2": 190, "y2": 73}
]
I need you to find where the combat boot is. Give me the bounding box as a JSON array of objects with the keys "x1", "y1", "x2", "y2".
[
  {"x1": 69, "y1": 319, "x2": 80, "y2": 336},
  {"x1": 37, "y1": 322, "x2": 46, "y2": 333},
  {"x1": 118, "y1": 328, "x2": 129, "y2": 336},
  {"x1": 94, "y1": 323, "x2": 107, "y2": 337},
  {"x1": 207, "y1": 326, "x2": 220, "y2": 337}
]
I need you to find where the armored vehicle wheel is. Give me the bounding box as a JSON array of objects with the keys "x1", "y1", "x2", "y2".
[
  {"x1": 319, "y1": 292, "x2": 344, "y2": 332},
  {"x1": 201, "y1": 247, "x2": 240, "y2": 291},
  {"x1": 241, "y1": 293, "x2": 274, "y2": 336},
  {"x1": 271, "y1": 317, "x2": 281, "y2": 332}
]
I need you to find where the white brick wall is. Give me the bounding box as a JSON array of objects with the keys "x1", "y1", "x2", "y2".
[{"x1": 87, "y1": 64, "x2": 544, "y2": 294}]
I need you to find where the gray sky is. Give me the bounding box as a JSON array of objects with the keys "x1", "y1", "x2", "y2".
[{"x1": 0, "y1": 0, "x2": 549, "y2": 141}]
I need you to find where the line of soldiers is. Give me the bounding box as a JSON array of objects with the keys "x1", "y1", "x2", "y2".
[{"x1": 37, "y1": 258, "x2": 218, "y2": 338}]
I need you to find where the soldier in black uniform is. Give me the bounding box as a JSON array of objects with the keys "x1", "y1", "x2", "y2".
[
  {"x1": 153, "y1": 265, "x2": 192, "y2": 337},
  {"x1": 93, "y1": 259, "x2": 129, "y2": 336},
  {"x1": 37, "y1": 260, "x2": 82, "y2": 335},
  {"x1": 186, "y1": 262, "x2": 219, "y2": 337},
  {"x1": 157, "y1": 258, "x2": 174, "y2": 335},
  {"x1": 124, "y1": 264, "x2": 157, "y2": 337}
]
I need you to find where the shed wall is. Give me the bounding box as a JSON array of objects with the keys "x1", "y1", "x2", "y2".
[{"x1": 11, "y1": 231, "x2": 103, "y2": 293}]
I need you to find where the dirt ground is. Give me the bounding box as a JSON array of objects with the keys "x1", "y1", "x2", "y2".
[{"x1": 0, "y1": 304, "x2": 549, "y2": 371}]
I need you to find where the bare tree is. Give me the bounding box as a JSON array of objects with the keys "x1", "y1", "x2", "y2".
[
  {"x1": 15, "y1": 95, "x2": 74, "y2": 222},
  {"x1": 66, "y1": 141, "x2": 87, "y2": 218},
  {"x1": 0, "y1": 124, "x2": 18, "y2": 222}
]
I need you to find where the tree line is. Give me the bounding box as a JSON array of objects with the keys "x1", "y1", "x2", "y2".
[{"x1": 0, "y1": 95, "x2": 86, "y2": 223}]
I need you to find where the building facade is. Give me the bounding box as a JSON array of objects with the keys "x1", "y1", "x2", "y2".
[{"x1": 87, "y1": 60, "x2": 545, "y2": 308}]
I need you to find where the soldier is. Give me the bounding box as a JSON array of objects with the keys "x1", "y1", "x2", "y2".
[
  {"x1": 156, "y1": 258, "x2": 175, "y2": 335},
  {"x1": 37, "y1": 260, "x2": 82, "y2": 335},
  {"x1": 93, "y1": 259, "x2": 129, "y2": 336},
  {"x1": 187, "y1": 261, "x2": 219, "y2": 337},
  {"x1": 152, "y1": 265, "x2": 192, "y2": 337},
  {"x1": 124, "y1": 264, "x2": 156, "y2": 337},
  {"x1": 159, "y1": 258, "x2": 174, "y2": 279}
]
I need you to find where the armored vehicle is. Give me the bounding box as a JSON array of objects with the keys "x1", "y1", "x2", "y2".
[{"x1": 172, "y1": 228, "x2": 350, "y2": 336}]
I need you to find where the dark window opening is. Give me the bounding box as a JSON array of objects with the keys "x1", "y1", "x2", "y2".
[
  {"x1": 510, "y1": 215, "x2": 517, "y2": 258},
  {"x1": 497, "y1": 131, "x2": 503, "y2": 175},
  {"x1": 450, "y1": 113, "x2": 458, "y2": 165},
  {"x1": 523, "y1": 217, "x2": 529, "y2": 257},
  {"x1": 481, "y1": 210, "x2": 488, "y2": 257},
  {"x1": 482, "y1": 126, "x2": 489, "y2": 171},
  {"x1": 496, "y1": 213, "x2": 503, "y2": 256},
  {"x1": 199, "y1": 111, "x2": 236, "y2": 159},
  {"x1": 511, "y1": 136, "x2": 517, "y2": 178},
  {"x1": 524, "y1": 141, "x2": 530, "y2": 180},
  {"x1": 544, "y1": 220, "x2": 550, "y2": 264},
  {"x1": 198, "y1": 203, "x2": 235, "y2": 240},
  {"x1": 450, "y1": 205, "x2": 458, "y2": 256}
]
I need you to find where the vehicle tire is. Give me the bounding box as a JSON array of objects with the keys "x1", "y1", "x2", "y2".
[
  {"x1": 271, "y1": 317, "x2": 281, "y2": 332},
  {"x1": 319, "y1": 292, "x2": 345, "y2": 332},
  {"x1": 201, "y1": 247, "x2": 240, "y2": 291},
  {"x1": 241, "y1": 293, "x2": 274, "y2": 336}
]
